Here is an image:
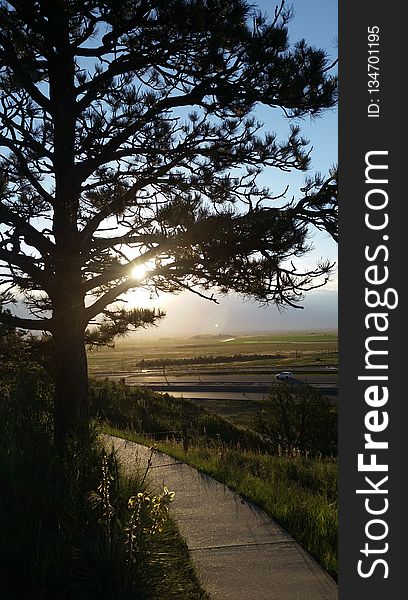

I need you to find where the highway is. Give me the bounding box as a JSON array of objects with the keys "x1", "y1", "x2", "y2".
[{"x1": 102, "y1": 369, "x2": 338, "y2": 403}]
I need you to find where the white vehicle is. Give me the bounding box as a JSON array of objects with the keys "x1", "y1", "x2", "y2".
[{"x1": 275, "y1": 371, "x2": 293, "y2": 381}]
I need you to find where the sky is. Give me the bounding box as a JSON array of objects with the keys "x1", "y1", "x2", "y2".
[
  {"x1": 131, "y1": 0, "x2": 339, "y2": 338},
  {"x1": 4, "y1": 1, "x2": 338, "y2": 336}
]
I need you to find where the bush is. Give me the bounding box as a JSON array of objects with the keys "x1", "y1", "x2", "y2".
[
  {"x1": 0, "y1": 373, "x2": 206, "y2": 599},
  {"x1": 253, "y1": 383, "x2": 337, "y2": 456},
  {"x1": 89, "y1": 378, "x2": 273, "y2": 452}
]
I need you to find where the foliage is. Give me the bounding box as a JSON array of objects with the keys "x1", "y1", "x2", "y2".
[
  {"x1": 253, "y1": 383, "x2": 337, "y2": 455},
  {"x1": 0, "y1": 0, "x2": 337, "y2": 337},
  {"x1": 89, "y1": 377, "x2": 274, "y2": 451},
  {"x1": 0, "y1": 372, "x2": 207, "y2": 599},
  {"x1": 134, "y1": 352, "x2": 286, "y2": 368}
]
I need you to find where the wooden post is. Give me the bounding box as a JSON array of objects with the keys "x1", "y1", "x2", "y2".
[{"x1": 182, "y1": 424, "x2": 189, "y2": 454}]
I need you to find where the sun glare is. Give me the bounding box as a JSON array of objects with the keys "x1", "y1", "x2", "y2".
[
  {"x1": 126, "y1": 259, "x2": 173, "y2": 309},
  {"x1": 131, "y1": 264, "x2": 148, "y2": 281}
]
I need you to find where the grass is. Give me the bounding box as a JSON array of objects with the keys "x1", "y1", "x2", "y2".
[
  {"x1": 0, "y1": 371, "x2": 207, "y2": 599},
  {"x1": 89, "y1": 378, "x2": 337, "y2": 580},
  {"x1": 87, "y1": 331, "x2": 338, "y2": 373},
  {"x1": 89, "y1": 378, "x2": 276, "y2": 453},
  {"x1": 103, "y1": 426, "x2": 338, "y2": 581},
  {"x1": 189, "y1": 396, "x2": 262, "y2": 427}
]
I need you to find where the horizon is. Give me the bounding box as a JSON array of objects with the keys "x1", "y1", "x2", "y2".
[
  {"x1": 115, "y1": 327, "x2": 338, "y2": 342},
  {"x1": 116, "y1": 325, "x2": 338, "y2": 343}
]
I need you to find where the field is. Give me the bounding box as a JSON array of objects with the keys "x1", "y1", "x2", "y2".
[
  {"x1": 88, "y1": 330, "x2": 338, "y2": 431},
  {"x1": 88, "y1": 330, "x2": 338, "y2": 374}
]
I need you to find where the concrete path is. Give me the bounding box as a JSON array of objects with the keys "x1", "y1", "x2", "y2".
[{"x1": 104, "y1": 435, "x2": 338, "y2": 600}]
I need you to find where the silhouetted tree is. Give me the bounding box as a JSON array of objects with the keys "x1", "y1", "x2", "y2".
[{"x1": 0, "y1": 0, "x2": 337, "y2": 445}]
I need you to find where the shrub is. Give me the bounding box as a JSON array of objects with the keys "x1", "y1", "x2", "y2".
[
  {"x1": 89, "y1": 378, "x2": 274, "y2": 452},
  {"x1": 253, "y1": 383, "x2": 337, "y2": 456},
  {"x1": 0, "y1": 373, "x2": 206, "y2": 599}
]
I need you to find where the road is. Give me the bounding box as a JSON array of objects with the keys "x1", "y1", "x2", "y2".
[{"x1": 101, "y1": 369, "x2": 338, "y2": 403}]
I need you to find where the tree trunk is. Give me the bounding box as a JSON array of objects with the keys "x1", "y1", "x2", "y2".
[{"x1": 53, "y1": 315, "x2": 89, "y2": 449}]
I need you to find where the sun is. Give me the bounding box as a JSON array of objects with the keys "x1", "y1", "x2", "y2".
[
  {"x1": 130, "y1": 258, "x2": 157, "y2": 282},
  {"x1": 131, "y1": 264, "x2": 148, "y2": 281},
  {"x1": 126, "y1": 259, "x2": 173, "y2": 308}
]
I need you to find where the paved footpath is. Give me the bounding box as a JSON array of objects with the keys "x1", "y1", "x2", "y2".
[{"x1": 104, "y1": 435, "x2": 338, "y2": 600}]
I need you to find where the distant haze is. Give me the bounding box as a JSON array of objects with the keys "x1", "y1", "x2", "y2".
[
  {"x1": 12, "y1": 284, "x2": 337, "y2": 339},
  {"x1": 132, "y1": 288, "x2": 338, "y2": 339}
]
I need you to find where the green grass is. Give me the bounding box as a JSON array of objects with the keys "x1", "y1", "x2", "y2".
[
  {"x1": 104, "y1": 426, "x2": 338, "y2": 581},
  {"x1": 190, "y1": 396, "x2": 262, "y2": 427},
  {"x1": 87, "y1": 331, "x2": 338, "y2": 373},
  {"x1": 0, "y1": 373, "x2": 207, "y2": 599},
  {"x1": 90, "y1": 376, "x2": 338, "y2": 579},
  {"x1": 89, "y1": 378, "x2": 274, "y2": 452}
]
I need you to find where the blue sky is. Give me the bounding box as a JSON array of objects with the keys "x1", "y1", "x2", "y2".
[
  {"x1": 257, "y1": 0, "x2": 338, "y2": 274},
  {"x1": 256, "y1": 0, "x2": 338, "y2": 262},
  {"x1": 134, "y1": 0, "x2": 339, "y2": 337},
  {"x1": 6, "y1": 1, "x2": 338, "y2": 335}
]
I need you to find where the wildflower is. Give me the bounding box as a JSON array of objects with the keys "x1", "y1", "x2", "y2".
[
  {"x1": 162, "y1": 486, "x2": 175, "y2": 504},
  {"x1": 128, "y1": 496, "x2": 138, "y2": 510}
]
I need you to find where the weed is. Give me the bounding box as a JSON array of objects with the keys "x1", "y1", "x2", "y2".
[{"x1": 0, "y1": 373, "x2": 207, "y2": 599}]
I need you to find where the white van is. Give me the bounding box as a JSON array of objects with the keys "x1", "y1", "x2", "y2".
[{"x1": 275, "y1": 371, "x2": 293, "y2": 381}]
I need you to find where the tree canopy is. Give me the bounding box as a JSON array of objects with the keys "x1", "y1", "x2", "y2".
[
  {"x1": 0, "y1": 0, "x2": 337, "y2": 442},
  {"x1": 0, "y1": 0, "x2": 337, "y2": 336}
]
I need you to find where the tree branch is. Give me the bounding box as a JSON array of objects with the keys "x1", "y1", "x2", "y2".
[
  {"x1": 0, "y1": 309, "x2": 53, "y2": 332},
  {"x1": 0, "y1": 203, "x2": 55, "y2": 257},
  {"x1": 76, "y1": 83, "x2": 208, "y2": 180},
  {"x1": 0, "y1": 248, "x2": 50, "y2": 289},
  {"x1": 82, "y1": 241, "x2": 171, "y2": 294},
  {"x1": 84, "y1": 280, "x2": 131, "y2": 322},
  {"x1": 0, "y1": 135, "x2": 54, "y2": 205},
  {"x1": 176, "y1": 281, "x2": 220, "y2": 303},
  {"x1": 0, "y1": 36, "x2": 51, "y2": 111}
]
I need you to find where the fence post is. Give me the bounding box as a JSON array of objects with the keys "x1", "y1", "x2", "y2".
[{"x1": 182, "y1": 424, "x2": 189, "y2": 454}]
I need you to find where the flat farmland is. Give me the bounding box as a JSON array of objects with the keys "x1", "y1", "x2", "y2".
[{"x1": 87, "y1": 331, "x2": 338, "y2": 374}]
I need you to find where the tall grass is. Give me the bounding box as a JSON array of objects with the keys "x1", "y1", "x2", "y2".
[
  {"x1": 176, "y1": 446, "x2": 338, "y2": 579},
  {"x1": 89, "y1": 377, "x2": 275, "y2": 452},
  {"x1": 0, "y1": 372, "x2": 207, "y2": 599},
  {"x1": 106, "y1": 427, "x2": 338, "y2": 580}
]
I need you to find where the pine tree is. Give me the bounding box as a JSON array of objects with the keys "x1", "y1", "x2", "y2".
[{"x1": 0, "y1": 0, "x2": 337, "y2": 445}]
